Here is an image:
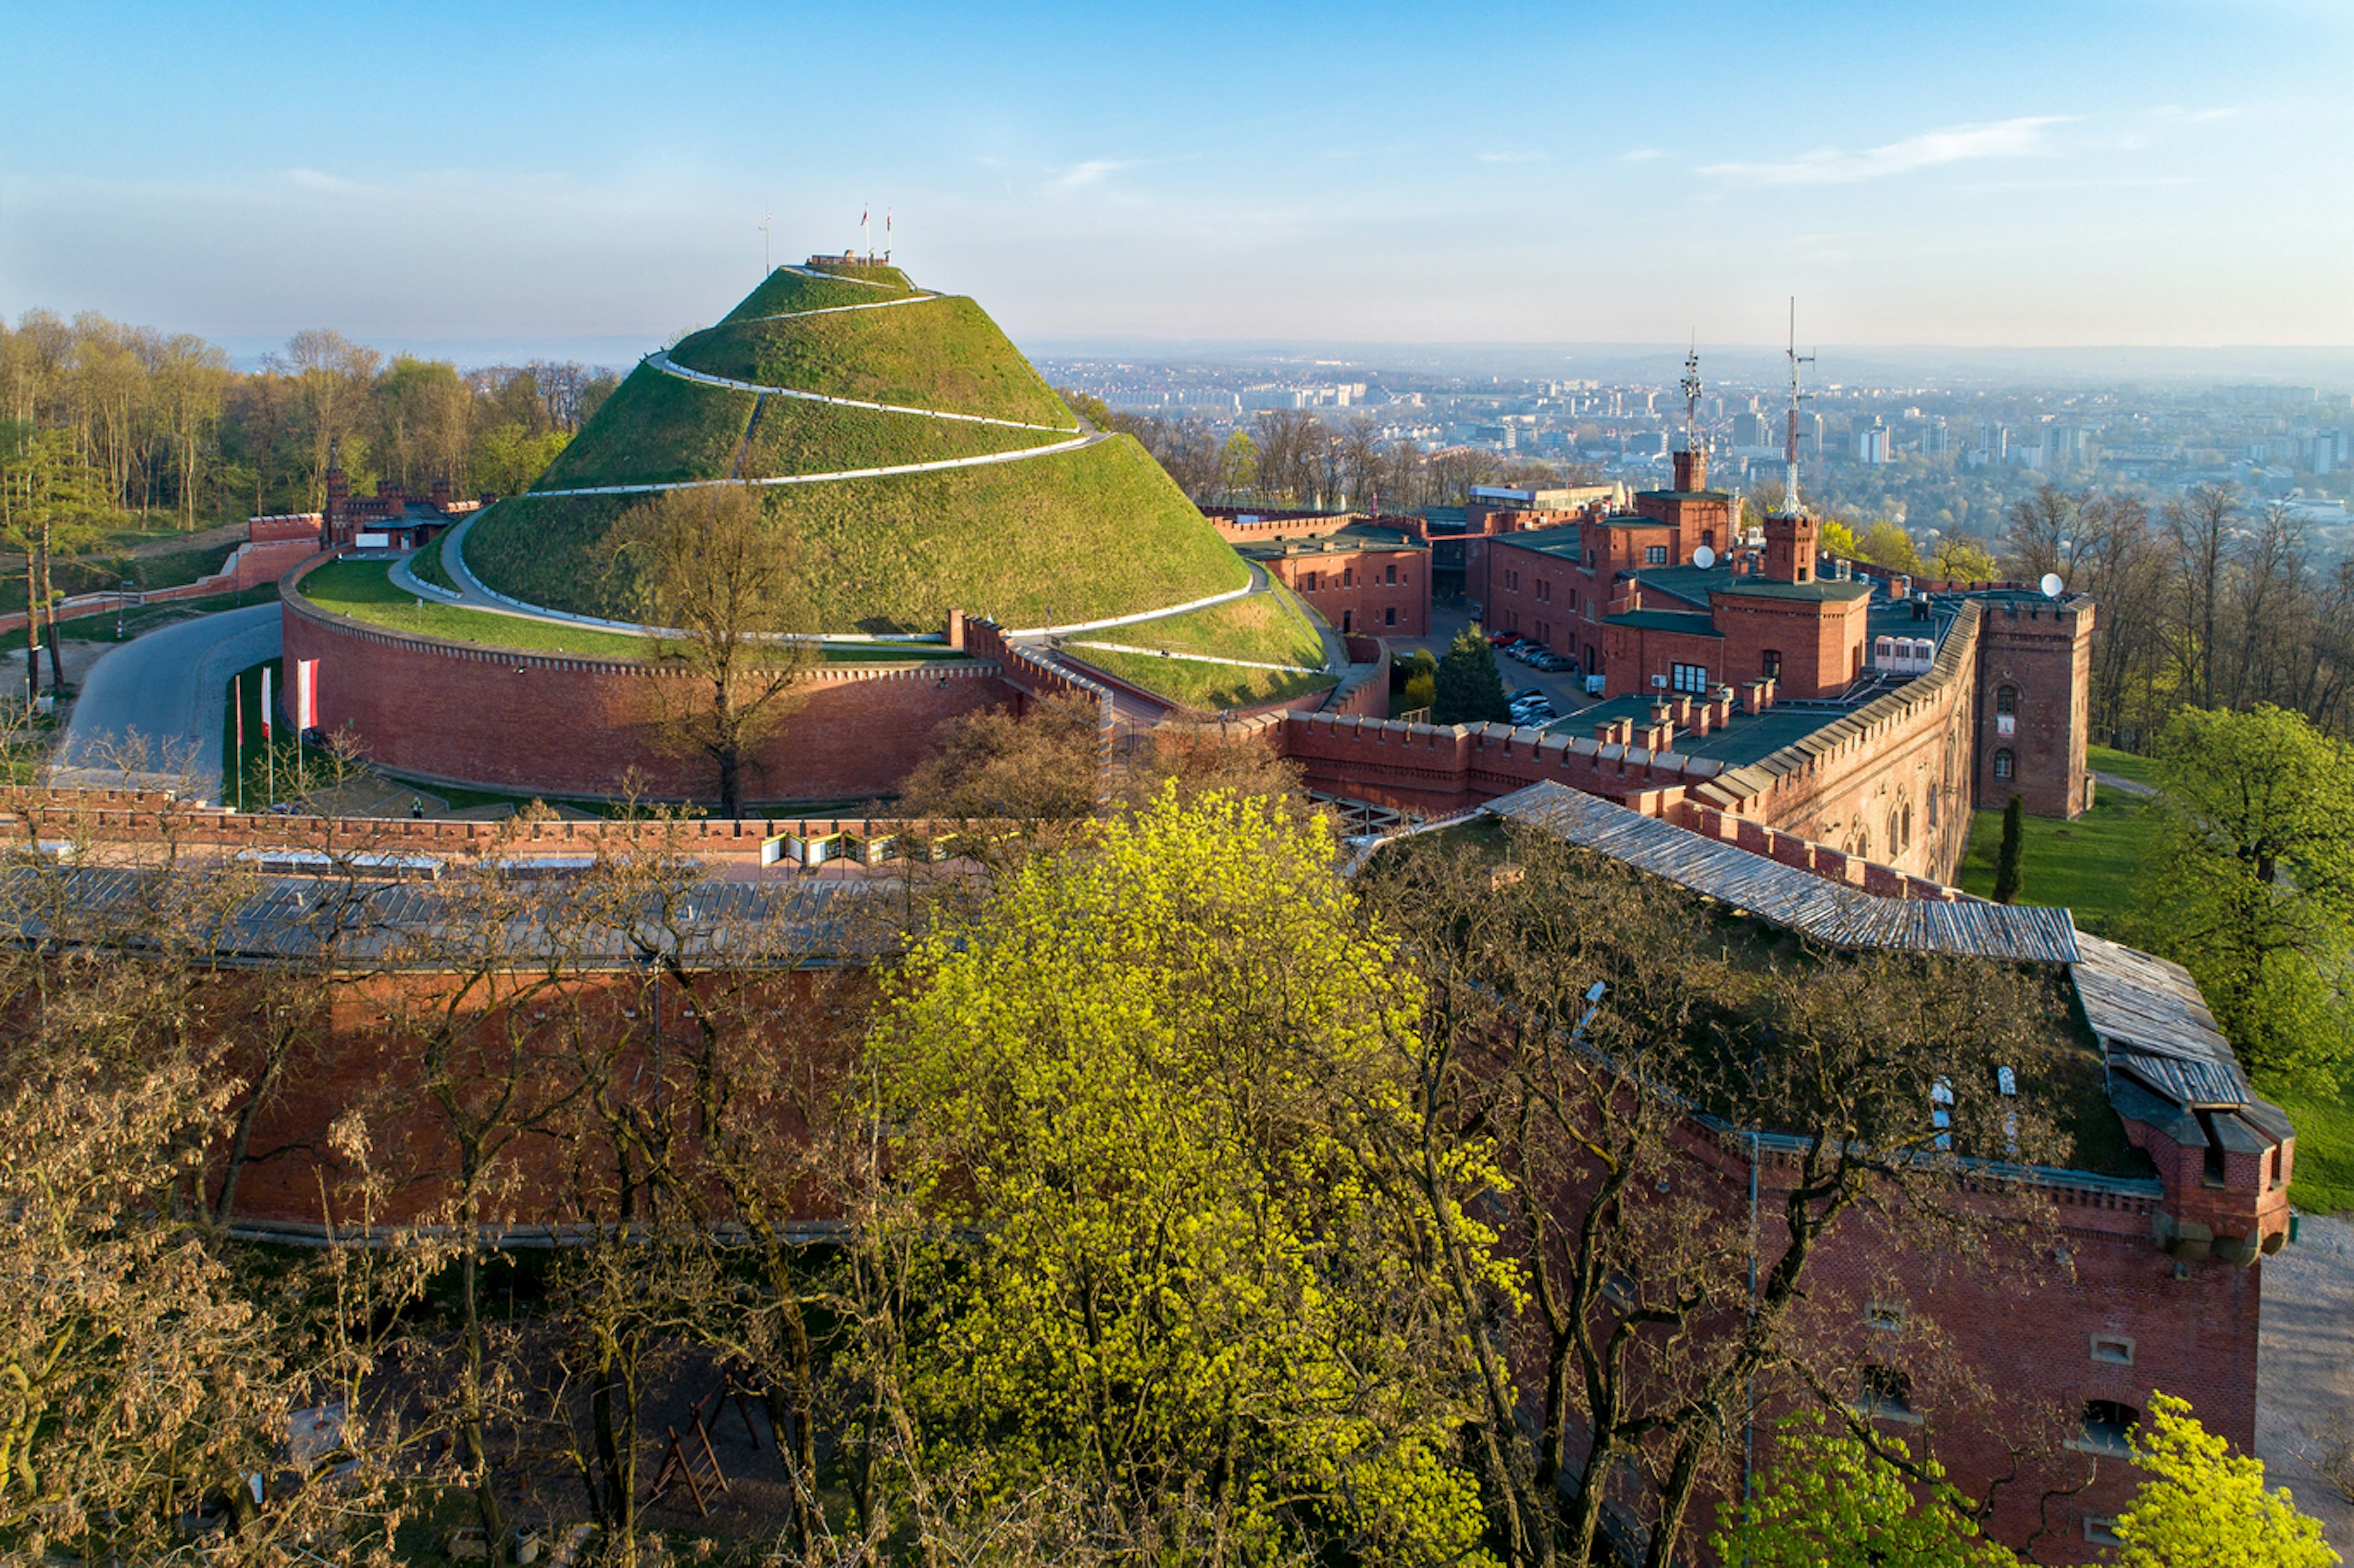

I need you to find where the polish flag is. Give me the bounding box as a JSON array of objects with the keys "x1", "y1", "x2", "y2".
[
  {"x1": 260, "y1": 666, "x2": 272, "y2": 739},
  {"x1": 234, "y1": 675, "x2": 243, "y2": 747}
]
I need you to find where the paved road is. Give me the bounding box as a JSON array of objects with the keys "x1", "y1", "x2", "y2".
[
  {"x1": 2258, "y1": 1213, "x2": 2354, "y2": 1553},
  {"x1": 58, "y1": 603, "x2": 280, "y2": 798},
  {"x1": 2093, "y1": 769, "x2": 2157, "y2": 799}
]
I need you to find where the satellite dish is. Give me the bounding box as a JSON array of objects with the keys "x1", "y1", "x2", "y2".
[
  {"x1": 1693, "y1": 545, "x2": 1717, "y2": 569},
  {"x1": 2040, "y1": 573, "x2": 2064, "y2": 598}
]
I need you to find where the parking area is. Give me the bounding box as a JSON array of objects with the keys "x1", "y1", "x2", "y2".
[{"x1": 1387, "y1": 603, "x2": 1604, "y2": 727}]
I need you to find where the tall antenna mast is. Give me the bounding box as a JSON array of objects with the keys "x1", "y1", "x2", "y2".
[
  {"x1": 1783, "y1": 298, "x2": 1815, "y2": 514},
  {"x1": 761, "y1": 210, "x2": 771, "y2": 274},
  {"x1": 1680, "y1": 338, "x2": 1702, "y2": 454}
]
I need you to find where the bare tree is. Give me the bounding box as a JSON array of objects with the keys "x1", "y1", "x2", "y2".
[{"x1": 605, "y1": 485, "x2": 815, "y2": 816}]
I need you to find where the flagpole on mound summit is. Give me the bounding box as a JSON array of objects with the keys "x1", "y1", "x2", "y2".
[{"x1": 234, "y1": 674, "x2": 243, "y2": 813}]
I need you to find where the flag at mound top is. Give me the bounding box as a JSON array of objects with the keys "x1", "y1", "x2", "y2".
[{"x1": 458, "y1": 256, "x2": 1251, "y2": 639}]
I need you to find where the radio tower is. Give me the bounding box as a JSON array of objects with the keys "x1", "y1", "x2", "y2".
[
  {"x1": 1680, "y1": 339, "x2": 1703, "y2": 455},
  {"x1": 1782, "y1": 298, "x2": 1814, "y2": 516}
]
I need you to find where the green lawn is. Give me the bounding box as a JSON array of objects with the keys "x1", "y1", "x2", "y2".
[
  {"x1": 742, "y1": 395, "x2": 1067, "y2": 478},
  {"x1": 1075, "y1": 585, "x2": 1327, "y2": 670},
  {"x1": 470, "y1": 436, "x2": 1251, "y2": 636},
  {"x1": 722, "y1": 266, "x2": 922, "y2": 322},
  {"x1": 48, "y1": 537, "x2": 242, "y2": 596},
  {"x1": 1954, "y1": 792, "x2": 2160, "y2": 935},
  {"x1": 1070, "y1": 645, "x2": 1338, "y2": 714},
  {"x1": 2087, "y1": 744, "x2": 2160, "y2": 788},
  {"x1": 298, "y1": 558, "x2": 967, "y2": 664},
  {"x1": 666, "y1": 295, "x2": 1077, "y2": 430},
  {"x1": 2266, "y1": 1077, "x2": 2354, "y2": 1215},
  {"x1": 406, "y1": 540, "x2": 459, "y2": 593},
  {"x1": 300, "y1": 558, "x2": 655, "y2": 656}
]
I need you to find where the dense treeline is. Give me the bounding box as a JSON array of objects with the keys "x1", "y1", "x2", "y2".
[
  {"x1": 1060, "y1": 392, "x2": 1590, "y2": 512},
  {"x1": 0, "y1": 309, "x2": 617, "y2": 530},
  {"x1": 1995, "y1": 481, "x2": 2354, "y2": 748}
]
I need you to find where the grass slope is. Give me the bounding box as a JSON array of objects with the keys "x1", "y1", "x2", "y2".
[
  {"x1": 1955, "y1": 792, "x2": 2159, "y2": 935},
  {"x1": 802, "y1": 260, "x2": 915, "y2": 291},
  {"x1": 469, "y1": 436, "x2": 1249, "y2": 635},
  {"x1": 2087, "y1": 744, "x2": 2160, "y2": 788},
  {"x1": 722, "y1": 267, "x2": 921, "y2": 322},
  {"x1": 742, "y1": 396, "x2": 1065, "y2": 478},
  {"x1": 2268, "y1": 1079, "x2": 2354, "y2": 1214},
  {"x1": 667, "y1": 296, "x2": 1077, "y2": 430},
  {"x1": 1077, "y1": 585, "x2": 1327, "y2": 669},
  {"x1": 531, "y1": 365, "x2": 755, "y2": 490},
  {"x1": 300, "y1": 557, "x2": 966, "y2": 663},
  {"x1": 1072, "y1": 647, "x2": 1338, "y2": 713}
]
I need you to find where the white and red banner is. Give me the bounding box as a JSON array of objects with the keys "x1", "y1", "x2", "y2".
[
  {"x1": 294, "y1": 658, "x2": 318, "y2": 731},
  {"x1": 259, "y1": 666, "x2": 272, "y2": 739}
]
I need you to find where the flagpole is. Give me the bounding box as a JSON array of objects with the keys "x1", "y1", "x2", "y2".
[{"x1": 234, "y1": 674, "x2": 244, "y2": 813}]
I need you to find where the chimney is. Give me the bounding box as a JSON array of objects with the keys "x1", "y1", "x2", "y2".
[
  {"x1": 430, "y1": 478, "x2": 453, "y2": 509},
  {"x1": 1671, "y1": 445, "x2": 1708, "y2": 492},
  {"x1": 945, "y1": 608, "x2": 968, "y2": 651},
  {"x1": 1670, "y1": 694, "x2": 1694, "y2": 726},
  {"x1": 1891, "y1": 574, "x2": 1911, "y2": 601}
]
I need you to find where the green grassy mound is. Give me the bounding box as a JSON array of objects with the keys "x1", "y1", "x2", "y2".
[
  {"x1": 1069, "y1": 646, "x2": 1338, "y2": 714},
  {"x1": 802, "y1": 259, "x2": 915, "y2": 291},
  {"x1": 467, "y1": 436, "x2": 1249, "y2": 634},
  {"x1": 723, "y1": 266, "x2": 923, "y2": 322},
  {"x1": 742, "y1": 396, "x2": 1068, "y2": 478},
  {"x1": 297, "y1": 558, "x2": 970, "y2": 663},
  {"x1": 1076, "y1": 586, "x2": 1328, "y2": 670},
  {"x1": 666, "y1": 295, "x2": 1076, "y2": 429},
  {"x1": 531, "y1": 365, "x2": 755, "y2": 490}
]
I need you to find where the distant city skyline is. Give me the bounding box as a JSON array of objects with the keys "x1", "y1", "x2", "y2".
[{"x1": 5, "y1": 0, "x2": 2349, "y2": 352}]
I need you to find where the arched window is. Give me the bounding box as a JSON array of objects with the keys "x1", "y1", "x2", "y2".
[
  {"x1": 1996, "y1": 685, "x2": 2018, "y2": 715},
  {"x1": 1994, "y1": 749, "x2": 2015, "y2": 781},
  {"x1": 2081, "y1": 1401, "x2": 2139, "y2": 1456}
]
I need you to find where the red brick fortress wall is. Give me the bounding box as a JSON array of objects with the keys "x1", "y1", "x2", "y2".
[{"x1": 283, "y1": 595, "x2": 1012, "y2": 805}]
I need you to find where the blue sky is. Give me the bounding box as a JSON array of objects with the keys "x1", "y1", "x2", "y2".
[{"x1": 3, "y1": 0, "x2": 2348, "y2": 356}]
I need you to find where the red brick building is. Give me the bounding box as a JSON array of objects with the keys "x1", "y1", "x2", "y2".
[
  {"x1": 1236, "y1": 524, "x2": 1430, "y2": 637},
  {"x1": 322, "y1": 453, "x2": 479, "y2": 550}
]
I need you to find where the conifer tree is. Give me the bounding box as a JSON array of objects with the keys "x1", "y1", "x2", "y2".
[
  {"x1": 1431, "y1": 624, "x2": 1511, "y2": 726},
  {"x1": 1993, "y1": 793, "x2": 2025, "y2": 904}
]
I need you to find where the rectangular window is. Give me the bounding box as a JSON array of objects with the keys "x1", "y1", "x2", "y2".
[
  {"x1": 2084, "y1": 1519, "x2": 2122, "y2": 1547},
  {"x1": 1303, "y1": 571, "x2": 1318, "y2": 592},
  {"x1": 1645, "y1": 544, "x2": 1669, "y2": 565},
  {"x1": 1762, "y1": 649, "x2": 1783, "y2": 680},
  {"x1": 1865, "y1": 1303, "x2": 1906, "y2": 1334},
  {"x1": 2089, "y1": 1335, "x2": 2135, "y2": 1366},
  {"x1": 1384, "y1": 606, "x2": 1396, "y2": 626},
  {"x1": 1385, "y1": 563, "x2": 1397, "y2": 585},
  {"x1": 1343, "y1": 567, "x2": 1355, "y2": 588},
  {"x1": 1672, "y1": 663, "x2": 1709, "y2": 694}
]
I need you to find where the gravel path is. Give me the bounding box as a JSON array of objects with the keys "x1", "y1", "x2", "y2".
[{"x1": 2258, "y1": 1213, "x2": 2354, "y2": 1551}]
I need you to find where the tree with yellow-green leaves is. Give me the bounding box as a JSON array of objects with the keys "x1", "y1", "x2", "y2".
[
  {"x1": 860, "y1": 786, "x2": 1512, "y2": 1565},
  {"x1": 1710, "y1": 1416, "x2": 2020, "y2": 1568},
  {"x1": 2111, "y1": 1393, "x2": 2339, "y2": 1568}
]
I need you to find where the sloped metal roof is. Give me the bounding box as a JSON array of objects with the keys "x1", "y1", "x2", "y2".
[{"x1": 1483, "y1": 782, "x2": 2080, "y2": 963}]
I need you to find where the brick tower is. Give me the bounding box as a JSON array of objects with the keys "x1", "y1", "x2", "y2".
[
  {"x1": 1761, "y1": 509, "x2": 1819, "y2": 584},
  {"x1": 1975, "y1": 594, "x2": 2096, "y2": 818}
]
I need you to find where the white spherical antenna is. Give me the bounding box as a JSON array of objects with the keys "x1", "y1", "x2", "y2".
[
  {"x1": 1693, "y1": 545, "x2": 1718, "y2": 569},
  {"x1": 2040, "y1": 572, "x2": 2064, "y2": 598}
]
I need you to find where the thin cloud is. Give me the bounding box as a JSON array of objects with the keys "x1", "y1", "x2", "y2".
[
  {"x1": 2155, "y1": 105, "x2": 2239, "y2": 123},
  {"x1": 1477, "y1": 151, "x2": 1545, "y2": 164},
  {"x1": 1051, "y1": 159, "x2": 1139, "y2": 191},
  {"x1": 1621, "y1": 148, "x2": 1667, "y2": 161},
  {"x1": 1700, "y1": 115, "x2": 2076, "y2": 187}
]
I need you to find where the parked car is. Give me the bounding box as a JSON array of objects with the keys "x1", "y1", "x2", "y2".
[{"x1": 1487, "y1": 630, "x2": 1520, "y2": 648}]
